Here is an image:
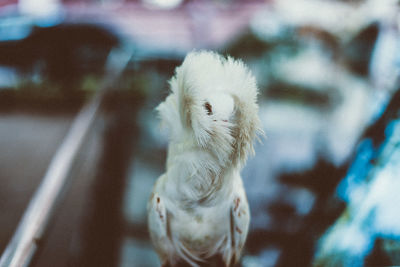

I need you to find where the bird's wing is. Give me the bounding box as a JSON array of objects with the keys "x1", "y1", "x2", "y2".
[
  {"x1": 148, "y1": 177, "x2": 205, "y2": 267},
  {"x1": 148, "y1": 179, "x2": 172, "y2": 266},
  {"x1": 225, "y1": 194, "x2": 250, "y2": 266}
]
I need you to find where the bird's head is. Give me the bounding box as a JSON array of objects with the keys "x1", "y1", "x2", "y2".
[
  {"x1": 203, "y1": 92, "x2": 234, "y2": 123},
  {"x1": 157, "y1": 51, "x2": 263, "y2": 168}
]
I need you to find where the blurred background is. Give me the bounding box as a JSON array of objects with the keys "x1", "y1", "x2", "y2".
[{"x1": 0, "y1": 0, "x2": 399, "y2": 266}]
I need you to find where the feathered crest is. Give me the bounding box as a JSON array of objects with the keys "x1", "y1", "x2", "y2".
[{"x1": 157, "y1": 50, "x2": 263, "y2": 168}]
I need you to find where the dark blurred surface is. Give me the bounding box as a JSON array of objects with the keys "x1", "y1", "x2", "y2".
[
  {"x1": 0, "y1": 0, "x2": 400, "y2": 267},
  {"x1": 0, "y1": 113, "x2": 73, "y2": 255}
]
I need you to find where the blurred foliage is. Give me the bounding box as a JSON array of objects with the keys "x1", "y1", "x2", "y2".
[
  {"x1": 224, "y1": 27, "x2": 340, "y2": 112},
  {"x1": 0, "y1": 80, "x2": 85, "y2": 112},
  {"x1": 267, "y1": 82, "x2": 334, "y2": 110},
  {"x1": 342, "y1": 23, "x2": 379, "y2": 77}
]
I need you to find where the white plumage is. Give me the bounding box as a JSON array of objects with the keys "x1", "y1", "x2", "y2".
[{"x1": 147, "y1": 51, "x2": 262, "y2": 267}]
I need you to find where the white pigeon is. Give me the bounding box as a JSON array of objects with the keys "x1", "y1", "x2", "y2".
[{"x1": 147, "y1": 51, "x2": 262, "y2": 267}]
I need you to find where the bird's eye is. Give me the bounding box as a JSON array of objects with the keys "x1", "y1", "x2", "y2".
[{"x1": 204, "y1": 102, "x2": 213, "y2": 115}]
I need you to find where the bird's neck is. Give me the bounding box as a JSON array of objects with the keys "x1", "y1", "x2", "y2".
[{"x1": 166, "y1": 140, "x2": 237, "y2": 207}]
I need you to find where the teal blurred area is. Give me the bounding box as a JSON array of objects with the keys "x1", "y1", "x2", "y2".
[{"x1": 0, "y1": 0, "x2": 399, "y2": 266}]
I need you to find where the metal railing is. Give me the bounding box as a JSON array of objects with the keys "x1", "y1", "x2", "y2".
[{"x1": 0, "y1": 47, "x2": 132, "y2": 267}]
